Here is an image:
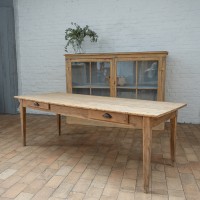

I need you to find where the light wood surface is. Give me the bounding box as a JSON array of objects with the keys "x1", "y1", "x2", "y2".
[
  {"x1": 65, "y1": 51, "x2": 168, "y2": 59},
  {"x1": 89, "y1": 109, "x2": 128, "y2": 124},
  {"x1": 15, "y1": 92, "x2": 185, "y2": 118},
  {"x1": 170, "y1": 112, "x2": 177, "y2": 165},
  {"x1": 57, "y1": 114, "x2": 61, "y2": 136},
  {"x1": 23, "y1": 99, "x2": 50, "y2": 110},
  {"x1": 19, "y1": 100, "x2": 26, "y2": 146},
  {"x1": 15, "y1": 92, "x2": 186, "y2": 193},
  {"x1": 143, "y1": 117, "x2": 152, "y2": 193}
]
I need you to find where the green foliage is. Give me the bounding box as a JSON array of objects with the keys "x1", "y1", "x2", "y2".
[{"x1": 65, "y1": 22, "x2": 98, "y2": 52}]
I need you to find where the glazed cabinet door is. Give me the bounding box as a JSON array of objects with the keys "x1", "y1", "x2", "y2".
[
  {"x1": 66, "y1": 60, "x2": 113, "y2": 97},
  {"x1": 116, "y1": 59, "x2": 161, "y2": 101},
  {"x1": 116, "y1": 61, "x2": 137, "y2": 99},
  {"x1": 137, "y1": 61, "x2": 158, "y2": 100}
]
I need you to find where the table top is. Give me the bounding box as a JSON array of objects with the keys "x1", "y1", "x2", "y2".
[{"x1": 15, "y1": 92, "x2": 186, "y2": 117}]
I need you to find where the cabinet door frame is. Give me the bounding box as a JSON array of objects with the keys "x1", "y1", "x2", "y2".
[
  {"x1": 114, "y1": 57, "x2": 165, "y2": 101},
  {"x1": 66, "y1": 58, "x2": 72, "y2": 93},
  {"x1": 157, "y1": 57, "x2": 166, "y2": 101},
  {"x1": 66, "y1": 58, "x2": 114, "y2": 97}
]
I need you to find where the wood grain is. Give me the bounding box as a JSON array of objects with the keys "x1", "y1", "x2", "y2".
[
  {"x1": 64, "y1": 51, "x2": 168, "y2": 59},
  {"x1": 129, "y1": 115, "x2": 143, "y2": 128},
  {"x1": 170, "y1": 111, "x2": 177, "y2": 165},
  {"x1": 89, "y1": 110, "x2": 128, "y2": 124},
  {"x1": 143, "y1": 117, "x2": 152, "y2": 193},
  {"x1": 20, "y1": 100, "x2": 26, "y2": 146},
  {"x1": 57, "y1": 114, "x2": 61, "y2": 136},
  {"x1": 50, "y1": 104, "x2": 88, "y2": 118},
  {"x1": 151, "y1": 111, "x2": 177, "y2": 127},
  {"x1": 15, "y1": 93, "x2": 186, "y2": 118},
  {"x1": 23, "y1": 100, "x2": 49, "y2": 110}
]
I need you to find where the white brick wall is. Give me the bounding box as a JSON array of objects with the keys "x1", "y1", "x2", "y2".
[{"x1": 14, "y1": 0, "x2": 200, "y2": 123}]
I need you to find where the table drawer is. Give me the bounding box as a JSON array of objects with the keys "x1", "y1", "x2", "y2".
[
  {"x1": 50, "y1": 105, "x2": 88, "y2": 118},
  {"x1": 23, "y1": 100, "x2": 49, "y2": 110},
  {"x1": 89, "y1": 110, "x2": 128, "y2": 124}
]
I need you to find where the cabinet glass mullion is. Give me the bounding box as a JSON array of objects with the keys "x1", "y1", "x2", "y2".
[
  {"x1": 89, "y1": 62, "x2": 92, "y2": 95},
  {"x1": 135, "y1": 61, "x2": 138, "y2": 99}
]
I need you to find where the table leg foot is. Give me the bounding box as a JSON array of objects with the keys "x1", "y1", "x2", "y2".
[{"x1": 144, "y1": 186, "x2": 149, "y2": 193}]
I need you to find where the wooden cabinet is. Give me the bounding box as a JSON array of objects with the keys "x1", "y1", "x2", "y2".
[{"x1": 65, "y1": 51, "x2": 168, "y2": 127}]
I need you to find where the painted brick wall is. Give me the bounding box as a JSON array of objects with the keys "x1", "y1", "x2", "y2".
[{"x1": 14, "y1": 0, "x2": 200, "y2": 123}]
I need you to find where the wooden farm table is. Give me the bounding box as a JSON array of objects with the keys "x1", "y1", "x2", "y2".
[{"x1": 15, "y1": 92, "x2": 186, "y2": 193}]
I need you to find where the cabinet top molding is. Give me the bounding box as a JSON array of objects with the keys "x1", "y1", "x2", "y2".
[{"x1": 64, "y1": 51, "x2": 168, "y2": 59}]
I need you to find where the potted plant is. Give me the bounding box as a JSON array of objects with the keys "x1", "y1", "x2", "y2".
[{"x1": 65, "y1": 22, "x2": 98, "y2": 53}]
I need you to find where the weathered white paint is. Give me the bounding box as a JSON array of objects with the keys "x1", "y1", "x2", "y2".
[{"x1": 14, "y1": 0, "x2": 200, "y2": 123}]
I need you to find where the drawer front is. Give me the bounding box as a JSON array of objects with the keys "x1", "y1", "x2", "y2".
[
  {"x1": 89, "y1": 110, "x2": 128, "y2": 124},
  {"x1": 51, "y1": 105, "x2": 88, "y2": 118},
  {"x1": 23, "y1": 100, "x2": 49, "y2": 110}
]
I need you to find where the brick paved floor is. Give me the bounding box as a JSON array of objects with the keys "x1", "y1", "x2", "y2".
[{"x1": 0, "y1": 114, "x2": 200, "y2": 200}]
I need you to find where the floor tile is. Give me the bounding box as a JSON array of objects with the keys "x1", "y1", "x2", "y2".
[{"x1": 0, "y1": 115, "x2": 200, "y2": 200}]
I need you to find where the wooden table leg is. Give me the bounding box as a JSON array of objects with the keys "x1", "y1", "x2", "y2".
[
  {"x1": 20, "y1": 100, "x2": 26, "y2": 146},
  {"x1": 57, "y1": 114, "x2": 61, "y2": 135},
  {"x1": 170, "y1": 112, "x2": 177, "y2": 165},
  {"x1": 143, "y1": 117, "x2": 152, "y2": 193}
]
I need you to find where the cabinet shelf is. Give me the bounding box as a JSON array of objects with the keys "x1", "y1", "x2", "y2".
[
  {"x1": 116, "y1": 86, "x2": 158, "y2": 89},
  {"x1": 138, "y1": 87, "x2": 158, "y2": 90},
  {"x1": 73, "y1": 86, "x2": 158, "y2": 89},
  {"x1": 72, "y1": 85, "x2": 110, "y2": 89}
]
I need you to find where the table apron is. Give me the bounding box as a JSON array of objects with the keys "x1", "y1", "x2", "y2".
[{"x1": 22, "y1": 100, "x2": 176, "y2": 128}]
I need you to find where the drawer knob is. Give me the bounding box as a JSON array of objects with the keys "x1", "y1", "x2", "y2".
[
  {"x1": 103, "y1": 113, "x2": 112, "y2": 119},
  {"x1": 34, "y1": 102, "x2": 39, "y2": 106}
]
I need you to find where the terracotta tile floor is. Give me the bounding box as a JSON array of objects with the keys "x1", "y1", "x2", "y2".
[{"x1": 0, "y1": 114, "x2": 200, "y2": 200}]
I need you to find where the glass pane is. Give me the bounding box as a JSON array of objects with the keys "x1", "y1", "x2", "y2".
[
  {"x1": 91, "y1": 62, "x2": 110, "y2": 86},
  {"x1": 137, "y1": 89, "x2": 157, "y2": 101},
  {"x1": 72, "y1": 88, "x2": 90, "y2": 95},
  {"x1": 117, "y1": 61, "x2": 136, "y2": 87},
  {"x1": 72, "y1": 62, "x2": 90, "y2": 86},
  {"x1": 117, "y1": 89, "x2": 136, "y2": 99},
  {"x1": 91, "y1": 88, "x2": 110, "y2": 96},
  {"x1": 138, "y1": 61, "x2": 158, "y2": 88}
]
